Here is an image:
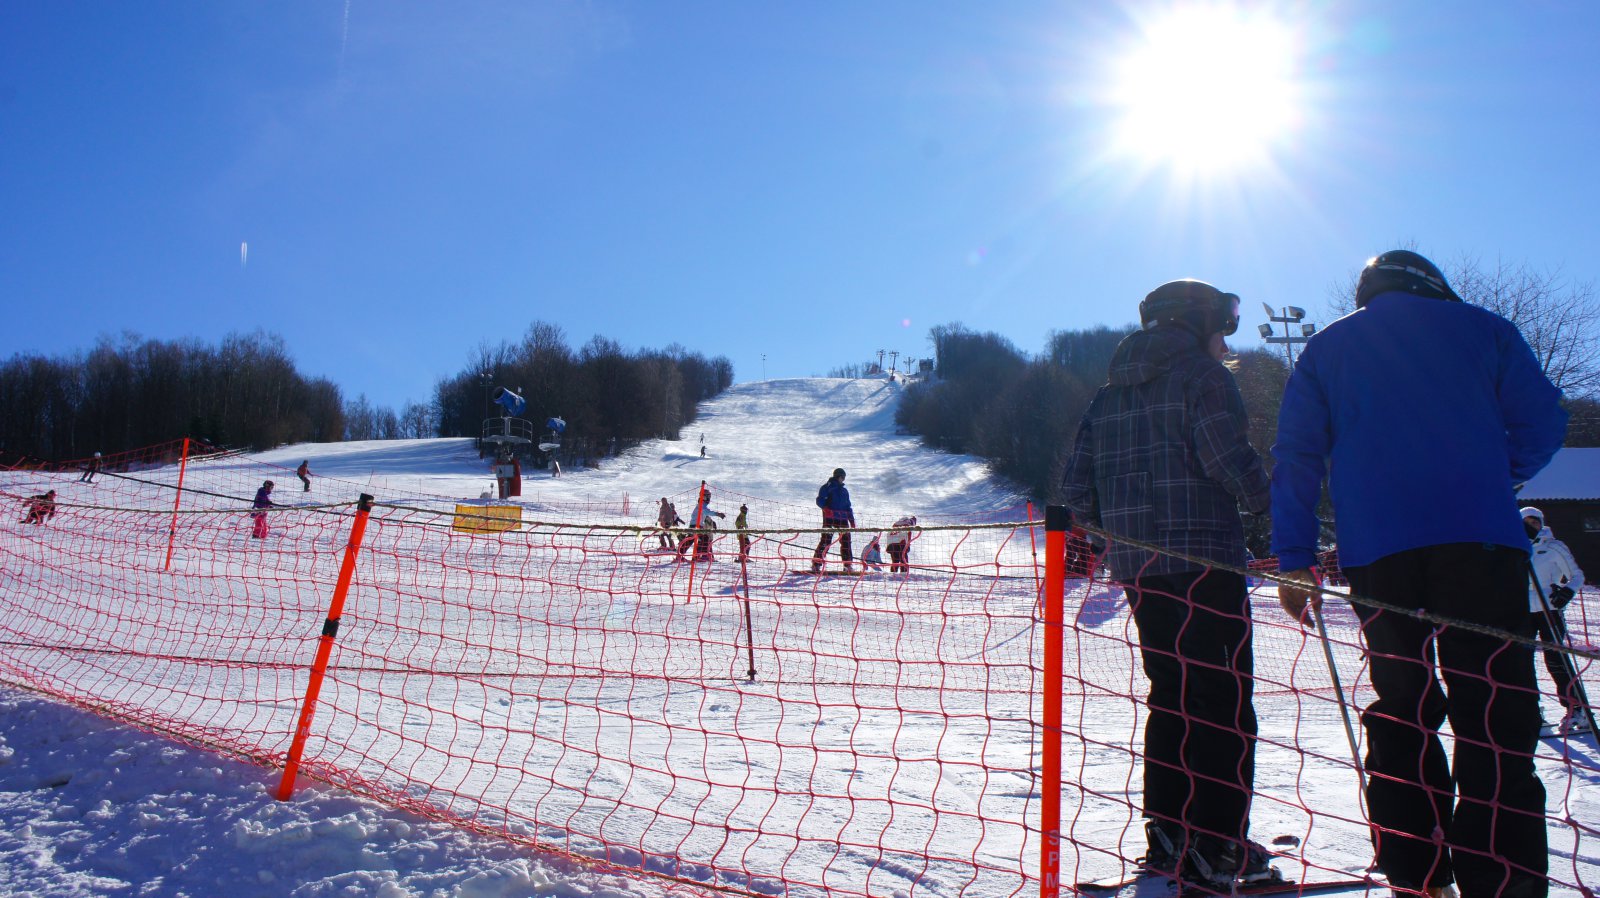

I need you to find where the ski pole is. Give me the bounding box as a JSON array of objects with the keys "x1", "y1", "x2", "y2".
[{"x1": 1312, "y1": 598, "x2": 1368, "y2": 798}]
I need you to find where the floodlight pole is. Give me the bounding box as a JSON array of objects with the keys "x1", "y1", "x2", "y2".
[{"x1": 1259, "y1": 303, "x2": 1316, "y2": 369}]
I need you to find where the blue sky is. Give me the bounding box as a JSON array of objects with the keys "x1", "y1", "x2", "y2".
[{"x1": 3, "y1": 1, "x2": 1598, "y2": 413}]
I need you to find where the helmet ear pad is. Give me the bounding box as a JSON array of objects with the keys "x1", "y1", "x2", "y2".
[
  {"x1": 1355, "y1": 250, "x2": 1460, "y2": 308},
  {"x1": 1139, "y1": 279, "x2": 1240, "y2": 339}
]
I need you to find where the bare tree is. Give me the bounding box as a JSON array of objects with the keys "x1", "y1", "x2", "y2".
[
  {"x1": 1323, "y1": 251, "x2": 1600, "y2": 396},
  {"x1": 1450, "y1": 257, "x2": 1600, "y2": 397}
]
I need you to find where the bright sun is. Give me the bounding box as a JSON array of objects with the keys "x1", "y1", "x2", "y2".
[{"x1": 1109, "y1": 7, "x2": 1302, "y2": 174}]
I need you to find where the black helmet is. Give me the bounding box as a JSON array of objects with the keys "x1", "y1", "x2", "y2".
[
  {"x1": 1139, "y1": 279, "x2": 1240, "y2": 338},
  {"x1": 1355, "y1": 250, "x2": 1460, "y2": 308}
]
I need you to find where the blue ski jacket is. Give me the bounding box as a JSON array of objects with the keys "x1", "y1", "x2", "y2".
[
  {"x1": 1270, "y1": 292, "x2": 1567, "y2": 572},
  {"x1": 817, "y1": 479, "x2": 855, "y2": 527}
]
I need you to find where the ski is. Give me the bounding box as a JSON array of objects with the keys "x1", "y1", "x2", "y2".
[
  {"x1": 786, "y1": 568, "x2": 865, "y2": 577},
  {"x1": 1074, "y1": 874, "x2": 1371, "y2": 896}
]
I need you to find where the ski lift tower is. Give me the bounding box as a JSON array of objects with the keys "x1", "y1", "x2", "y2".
[
  {"x1": 1258, "y1": 303, "x2": 1317, "y2": 369},
  {"x1": 482, "y1": 387, "x2": 537, "y2": 457}
]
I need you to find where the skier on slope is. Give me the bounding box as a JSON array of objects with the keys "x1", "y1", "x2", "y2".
[
  {"x1": 1522, "y1": 505, "x2": 1589, "y2": 735},
  {"x1": 21, "y1": 489, "x2": 57, "y2": 525},
  {"x1": 1061, "y1": 279, "x2": 1278, "y2": 890},
  {"x1": 885, "y1": 515, "x2": 916, "y2": 574},
  {"x1": 80, "y1": 452, "x2": 101, "y2": 484},
  {"x1": 735, "y1": 504, "x2": 752, "y2": 562},
  {"x1": 810, "y1": 468, "x2": 855, "y2": 572},
  {"x1": 251, "y1": 480, "x2": 279, "y2": 539},
  {"x1": 296, "y1": 460, "x2": 312, "y2": 492},
  {"x1": 656, "y1": 498, "x2": 679, "y2": 550}
]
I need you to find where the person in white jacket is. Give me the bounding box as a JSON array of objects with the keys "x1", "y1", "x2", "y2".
[{"x1": 1522, "y1": 506, "x2": 1588, "y2": 734}]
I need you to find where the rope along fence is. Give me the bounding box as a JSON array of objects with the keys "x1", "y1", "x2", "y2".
[{"x1": 1, "y1": 447, "x2": 1597, "y2": 896}]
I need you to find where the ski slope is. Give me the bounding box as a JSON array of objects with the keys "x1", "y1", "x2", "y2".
[{"x1": 2, "y1": 376, "x2": 1598, "y2": 898}]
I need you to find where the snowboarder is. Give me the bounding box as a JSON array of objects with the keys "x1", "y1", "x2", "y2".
[
  {"x1": 700, "y1": 445, "x2": 706, "y2": 458},
  {"x1": 1523, "y1": 506, "x2": 1588, "y2": 735},
  {"x1": 80, "y1": 452, "x2": 101, "y2": 483},
  {"x1": 1062, "y1": 278, "x2": 1278, "y2": 890},
  {"x1": 811, "y1": 468, "x2": 855, "y2": 572},
  {"x1": 684, "y1": 489, "x2": 726, "y2": 562},
  {"x1": 296, "y1": 460, "x2": 311, "y2": 492},
  {"x1": 21, "y1": 489, "x2": 56, "y2": 525},
  {"x1": 1273, "y1": 251, "x2": 1566, "y2": 898},
  {"x1": 251, "y1": 480, "x2": 279, "y2": 539},
  {"x1": 885, "y1": 516, "x2": 916, "y2": 573}
]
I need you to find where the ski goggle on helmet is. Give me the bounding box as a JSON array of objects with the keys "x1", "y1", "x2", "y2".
[{"x1": 1139, "y1": 279, "x2": 1241, "y2": 338}]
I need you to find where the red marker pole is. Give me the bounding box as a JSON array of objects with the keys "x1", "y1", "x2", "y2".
[
  {"x1": 1040, "y1": 505, "x2": 1068, "y2": 898},
  {"x1": 277, "y1": 494, "x2": 374, "y2": 800},
  {"x1": 162, "y1": 437, "x2": 191, "y2": 572}
]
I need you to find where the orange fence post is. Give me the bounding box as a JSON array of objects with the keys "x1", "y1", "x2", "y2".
[
  {"x1": 1040, "y1": 505, "x2": 1068, "y2": 898},
  {"x1": 162, "y1": 437, "x2": 191, "y2": 572},
  {"x1": 277, "y1": 494, "x2": 375, "y2": 801}
]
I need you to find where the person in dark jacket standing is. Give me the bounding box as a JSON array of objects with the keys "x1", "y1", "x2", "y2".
[
  {"x1": 811, "y1": 468, "x2": 855, "y2": 572},
  {"x1": 1061, "y1": 279, "x2": 1277, "y2": 890},
  {"x1": 251, "y1": 480, "x2": 278, "y2": 539},
  {"x1": 1274, "y1": 251, "x2": 1567, "y2": 898}
]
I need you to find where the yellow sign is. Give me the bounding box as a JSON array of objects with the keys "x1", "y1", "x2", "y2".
[{"x1": 452, "y1": 504, "x2": 522, "y2": 533}]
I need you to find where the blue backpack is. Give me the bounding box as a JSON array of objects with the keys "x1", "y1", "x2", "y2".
[{"x1": 816, "y1": 481, "x2": 835, "y2": 509}]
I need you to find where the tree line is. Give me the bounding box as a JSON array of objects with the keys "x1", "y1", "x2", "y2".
[
  {"x1": 0, "y1": 323, "x2": 733, "y2": 464},
  {"x1": 0, "y1": 331, "x2": 344, "y2": 462}
]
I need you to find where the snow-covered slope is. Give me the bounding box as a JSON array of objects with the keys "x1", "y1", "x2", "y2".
[
  {"x1": 0, "y1": 376, "x2": 1030, "y2": 898},
  {"x1": 249, "y1": 376, "x2": 1027, "y2": 525}
]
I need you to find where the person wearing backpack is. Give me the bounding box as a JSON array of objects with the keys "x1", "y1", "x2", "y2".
[{"x1": 811, "y1": 467, "x2": 855, "y2": 572}]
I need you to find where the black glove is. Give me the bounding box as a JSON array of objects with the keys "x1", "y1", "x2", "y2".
[{"x1": 1549, "y1": 584, "x2": 1576, "y2": 610}]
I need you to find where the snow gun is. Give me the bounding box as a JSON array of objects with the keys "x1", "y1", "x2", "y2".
[{"x1": 492, "y1": 388, "x2": 526, "y2": 417}]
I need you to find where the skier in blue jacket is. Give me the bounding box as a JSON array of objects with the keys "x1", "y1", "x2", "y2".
[
  {"x1": 810, "y1": 468, "x2": 856, "y2": 572},
  {"x1": 1273, "y1": 250, "x2": 1567, "y2": 898}
]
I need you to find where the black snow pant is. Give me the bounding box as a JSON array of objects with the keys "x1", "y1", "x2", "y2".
[
  {"x1": 1126, "y1": 568, "x2": 1256, "y2": 848},
  {"x1": 299, "y1": 474, "x2": 311, "y2": 491},
  {"x1": 1529, "y1": 610, "x2": 1579, "y2": 712},
  {"x1": 1344, "y1": 543, "x2": 1546, "y2": 898},
  {"x1": 887, "y1": 543, "x2": 909, "y2": 573},
  {"x1": 811, "y1": 518, "x2": 852, "y2": 569}
]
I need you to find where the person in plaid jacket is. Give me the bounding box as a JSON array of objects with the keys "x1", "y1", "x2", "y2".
[{"x1": 1061, "y1": 279, "x2": 1274, "y2": 890}]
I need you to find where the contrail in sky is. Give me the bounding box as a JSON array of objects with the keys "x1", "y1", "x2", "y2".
[
  {"x1": 339, "y1": 0, "x2": 351, "y2": 73},
  {"x1": 241, "y1": 242, "x2": 248, "y2": 268}
]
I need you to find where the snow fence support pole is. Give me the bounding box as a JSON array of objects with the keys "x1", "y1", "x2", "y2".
[
  {"x1": 1040, "y1": 505, "x2": 1067, "y2": 898},
  {"x1": 277, "y1": 493, "x2": 375, "y2": 801},
  {"x1": 1027, "y1": 501, "x2": 1041, "y2": 610},
  {"x1": 162, "y1": 437, "x2": 191, "y2": 572}
]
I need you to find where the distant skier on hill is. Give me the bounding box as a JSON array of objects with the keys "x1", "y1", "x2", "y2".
[
  {"x1": 296, "y1": 460, "x2": 312, "y2": 492},
  {"x1": 810, "y1": 468, "x2": 855, "y2": 573},
  {"x1": 80, "y1": 452, "x2": 101, "y2": 484}
]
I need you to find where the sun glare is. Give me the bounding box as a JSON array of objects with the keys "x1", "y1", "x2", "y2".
[{"x1": 1109, "y1": 8, "x2": 1302, "y2": 174}]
